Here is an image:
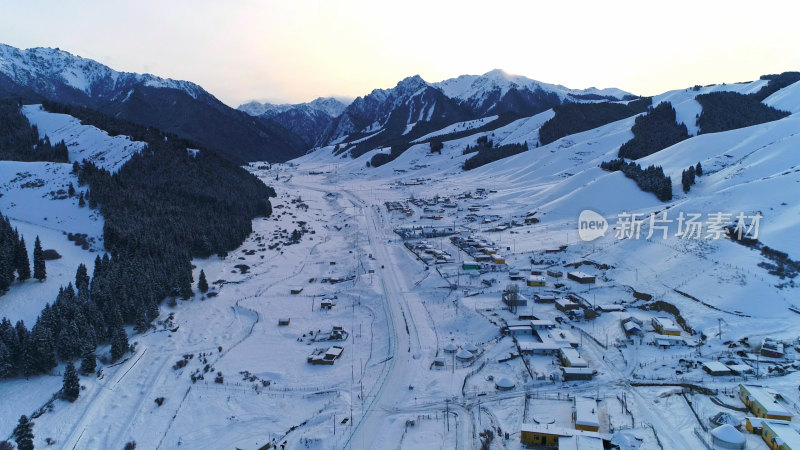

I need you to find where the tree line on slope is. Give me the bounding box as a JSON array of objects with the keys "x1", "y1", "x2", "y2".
[
  {"x1": 600, "y1": 158, "x2": 673, "y2": 201},
  {"x1": 752, "y1": 72, "x2": 800, "y2": 101},
  {"x1": 538, "y1": 97, "x2": 652, "y2": 146},
  {"x1": 615, "y1": 72, "x2": 799, "y2": 160},
  {"x1": 0, "y1": 214, "x2": 47, "y2": 293},
  {"x1": 0, "y1": 100, "x2": 68, "y2": 163},
  {"x1": 0, "y1": 102, "x2": 276, "y2": 379},
  {"x1": 463, "y1": 141, "x2": 528, "y2": 171},
  {"x1": 695, "y1": 91, "x2": 790, "y2": 134},
  {"x1": 618, "y1": 102, "x2": 690, "y2": 160}
]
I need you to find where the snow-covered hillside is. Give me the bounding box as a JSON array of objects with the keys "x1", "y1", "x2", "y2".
[
  {"x1": 0, "y1": 161, "x2": 102, "y2": 325},
  {"x1": 22, "y1": 104, "x2": 146, "y2": 172},
  {"x1": 652, "y1": 79, "x2": 768, "y2": 135}
]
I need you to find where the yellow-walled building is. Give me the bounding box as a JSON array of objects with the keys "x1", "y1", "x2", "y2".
[{"x1": 740, "y1": 385, "x2": 793, "y2": 421}]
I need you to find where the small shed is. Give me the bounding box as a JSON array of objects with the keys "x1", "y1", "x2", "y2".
[
  {"x1": 534, "y1": 294, "x2": 557, "y2": 304},
  {"x1": 559, "y1": 348, "x2": 588, "y2": 368},
  {"x1": 556, "y1": 298, "x2": 580, "y2": 313},
  {"x1": 527, "y1": 275, "x2": 546, "y2": 287},
  {"x1": 573, "y1": 397, "x2": 600, "y2": 432},
  {"x1": 278, "y1": 318, "x2": 290, "y2": 326},
  {"x1": 702, "y1": 361, "x2": 733, "y2": 376},
  {"x1": 562, "y1": 367, "x2": 595, "y2": 381},
  {"x1": 320, "y1": 300, "x2": 335, "y2": 310},
  {"x1": 462, "y1": 261, "x2": 480, "y2": 270},
  {"x1": 546, "y1": 269, "x2": 563, "y2": 278},
  {"x1": 567, "y1": 271, "x2": 595, "y2": 284},
  {"x1": 621, "y1": 317, "x2": 643, "y2": 335}
]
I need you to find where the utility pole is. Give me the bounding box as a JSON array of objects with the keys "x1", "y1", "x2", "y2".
[{"x1": 445, "y1": 399, "x2": 450, "y2": 433}]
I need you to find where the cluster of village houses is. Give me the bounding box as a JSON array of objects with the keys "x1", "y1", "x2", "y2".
[{"x1": 343, "y1": 190, "x2": 800, "y2": 448}]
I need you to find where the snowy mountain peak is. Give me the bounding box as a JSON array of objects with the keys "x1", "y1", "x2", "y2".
[
  {"x1": 0, "y1": 43, "x2": 205, "y2": 100},
  {"x1": 395, "y1": 74, "x2": 428, "y2": 93},
  {"x1": 237, "y1": 96, "x2": 348, "y2": 119}
]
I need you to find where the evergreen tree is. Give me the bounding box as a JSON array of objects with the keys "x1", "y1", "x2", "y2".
[
  {"x1": 0, "y1": 257, "x2": 10, "y2": 293},
  {"x1": 88, "y1": 189, "x2": 98, "y2": 209},
  {"x1": 31, "y1": 323, "x2": 56, "y2": 373},
  {"x1": 197, "y1": 269, "x2": 209, "y2": 294},
  {"x1": 110, "y1": 325, "x2": 128, "y2": 362},
  {"x1": 0, "y1": 341, "x2": 12, "y2": 378},
  {"x1": 12, "y1": 415, "x2": 34, "y2": 450},
  {"x1": 62, "y1": 361, "x2": 80, "y2": 402},
  {"x1": 695, "y1": 161, "x2": 703, "y2": 176},
  {"x1": 75, "y1": 264, "x2": 90, "y2": 292},
  {"x1": 80, "y1": 348, "x2": 96, "y2": 375},
  {"x1": 78, "y1": 192, "x2": 86, "y2": 207},
  {"x1": 68, "y1": 183, "x2": 76, "y2": 197},
  {"x1": 15, "y1": 237, "x2": 30, "y2": 282},
  {"x1": 33, "y1": 236, "x2": 46, "y2": 281},
  {"x1": 681, "y1": 169, "x2": 691, "y2": 193}
]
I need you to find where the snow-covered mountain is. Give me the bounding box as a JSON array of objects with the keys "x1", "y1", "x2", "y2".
[
  {"x1": 0, "y1": 43, "x2": 306, "y2": 162},
  {"x1": 0, "y1": 44, "x2": 206, "y2": 103},
  {"x1": 238, "y1": 97, "x2": 350, "y2": 147},
  {"x1": 318, "y1": 75, "x2": 476, "y2": 153},
  {"x1": 238, "y1": 97, "x2": 349, "y2": 119},
  {"x1": 434, "y1": 69, "x2": 633, "y2": 116},
  {"x1": 316, "y1": 71, "x2": 633, "y2": 155}
]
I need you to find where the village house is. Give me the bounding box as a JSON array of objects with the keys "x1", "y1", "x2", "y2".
[
  {"x1": 527, "y1": 275, "x2": 546, "y2": 287},
  {"x1": 559, "y1": 348, "x2": 588, "y2": 368},
  {"x1": 567, "y1": 271, "x2": 595, "y2": 284},
  {"x1": 520, "y1": 424, "x2": 603, "y2": 449},
  {"x1": 502, "y1": 290, "x2": 529, "y2": 308},
  {"x1": 739, "y1": 384, "x2": 793, "y2": 421},
  {"x1": 761, "y1": 338, "x2": 785, "y2": 358},
  {"x1": 562, "y1": 367, "x2": 596, "y2": 381},
  {"x1": 652, "y1": 317, "x2": 681, "y2": 336},
  {"x1": 556, "y1": 298, "x2": 580, "y2": 314},
  {"x1": 573, "y1": 397, "x2": 600, "y2": 432},
  {"x1": 702, "y1": 361, "x2": 733, "y2": 376},
  {"x1": 747, "y1": 417, "x2": 800, "y2": 450}
]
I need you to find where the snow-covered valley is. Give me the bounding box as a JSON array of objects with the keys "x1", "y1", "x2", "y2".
[{"x1": 2, "y1": 77, "x2": 800, "y2": 450}]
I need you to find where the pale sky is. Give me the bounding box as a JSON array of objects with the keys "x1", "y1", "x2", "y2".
[{"x1": 1, "y1": 0, "x2": 798, "y2": 107}]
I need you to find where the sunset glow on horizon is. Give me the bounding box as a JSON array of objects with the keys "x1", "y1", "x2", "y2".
[{"x1": 1, "y1": 0, "x2": 798, "y2": 106}]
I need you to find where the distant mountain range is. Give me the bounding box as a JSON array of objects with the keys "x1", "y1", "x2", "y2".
[
  {"x1": 0, "y1": 44, "x2": 305, "y2": 163},
  {"x1": 297, "y1": 70, "x2": 633, "y2": 158},
  {"x1": 0, "y1": 43, "x2": 633, "y2": 163},
  {"x1": 237, "y1": 97, "x2": 350, "y2": 148}
]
